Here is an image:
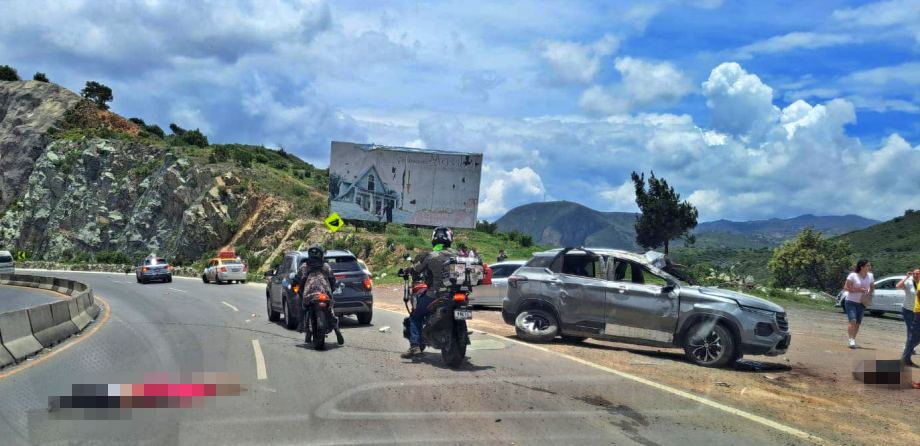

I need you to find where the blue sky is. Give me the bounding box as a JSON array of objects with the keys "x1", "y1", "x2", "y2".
[{"x1": 2, "y1": 0, "x2": 919, "y2": 222}]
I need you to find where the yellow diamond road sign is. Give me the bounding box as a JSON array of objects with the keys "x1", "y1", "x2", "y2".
[{"x1": 325, "y1": 213, "x2": 344, "y2": 233}]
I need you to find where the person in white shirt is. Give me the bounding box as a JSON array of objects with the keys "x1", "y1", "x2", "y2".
[
  {"x1": 843, "y1": 259, "x2": 874, "y2": 349},
  {"x1": 896, "y1": 269, "x2": 920, "y2": 355}
]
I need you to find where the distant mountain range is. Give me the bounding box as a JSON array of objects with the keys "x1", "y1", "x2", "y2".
[{"x1": 494, "y1": 201, "x2": 880, "y2": 250}]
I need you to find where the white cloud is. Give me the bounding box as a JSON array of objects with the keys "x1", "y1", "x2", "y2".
[
  {"x1": 478, "y1": 166, "x2": 546, "y2": 219},
  {"x1": 600, "y1": 181, "x2": 637, "y2": 212},
  {"x1": 843, "y1": 62, "x2": 920, "y2": 86},
  {"x1": 845, "y1": 96, "x2": 920, "y2": 113},
  {"x1": 459, "y1": 71, "x2": 505, "y2": 101},
  {"x1": 702, "y1": 62, "x2": 779, "y2": 139},
  {"x1": 687, "y1": 189, "x2": 725, "y2": 216},
  {"x1": 170, "y1": 104, "x2": 212, "y2": 134},
  {"x1": 579, "y1": 57, "x2": 692, "y2": 114},
  {"x1": 832, "y1": 0, "x2": 920, "y2": 27},
  {"x1": 734, "y1": 32, "x2": 856, "y2": 59},
  {"x1": 540, "y1": 34, "x2": 619, "y2": 84}
]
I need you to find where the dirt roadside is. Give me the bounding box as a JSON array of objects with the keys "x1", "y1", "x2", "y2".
[{"x1": 371, "y1": 286, "x2": 919, "y2": 446}]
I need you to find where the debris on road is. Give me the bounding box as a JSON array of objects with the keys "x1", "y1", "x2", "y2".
[
  {"x1": 763, "y1": 375, "x2": 777, "y2": 381},
  {"x1": 379, "y1": 326, "x2": 391, "y2": 333},
  {"x1": 251, "y1": 313, "x2": 257, "y2": 318},
  {"x1": 716, "y1": 382, "x2": 731, "y2": 388}
]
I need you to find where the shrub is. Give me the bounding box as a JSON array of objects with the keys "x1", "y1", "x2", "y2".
[
  {"x1": 255, "y1": 154, "x2": 268, "y2": 164},
  {"x1": 310, "y1": 202, "x2": 326, "y2": 217},
  {"x1": 169, "y1": 123, "x2": 186, "y2": 136},
  {"x1": 211, "y1": 145, "x2": 230, "y2": 163},
  {"x1": 0, "y1": 65, "x2": 20, "y2": 81},
  {"x1": 519, "y1": 234, "x2": 534, "y2": 247},
  {"x1": 129, "y1": 117, "x2": 147, "y2": 127},
  {"x1": 181, "y1": 129, "x2": 209, "y2": 148},
  {"x1": 33, "y1": 72, "x2": 49, "y2": 83},
  {"x1": 232, "y1": 184, "x2": 247, "y2": 195},
  {"x1": 146, "y1": 124, "x2": 165, "y2": 139},
  {"x1": 269, "y1": 158, "x2": 288, "y2": 170},
  {"x1": 233, "y1": 149, "x2": 253, "y2": 168}
]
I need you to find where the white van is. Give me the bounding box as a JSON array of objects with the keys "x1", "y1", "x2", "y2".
[{"x1": 0, "y1": 251, "x2": 14, "y2": 274}]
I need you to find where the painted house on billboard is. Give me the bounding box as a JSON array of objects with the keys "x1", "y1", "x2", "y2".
[{"x1": 332, "y1": 166, "x2": 398, "y2": 221}]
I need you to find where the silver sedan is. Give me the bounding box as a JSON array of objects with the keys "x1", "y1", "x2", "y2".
[
  {"x1": 469, "y1": 261, "x2": 526, "y2": 307},
  {"x1": 834, "y1": 275, "x2": 908, "y2": 316}
]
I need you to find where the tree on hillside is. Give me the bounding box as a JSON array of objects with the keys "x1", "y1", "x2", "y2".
[
  {"x1": 81, "y1": 81, "x2": 113, "y2": 110},
  {"x1": 33, "y1": 72, "x2": 49, "y2": 82},
  {"x1": 182, "y1": 129, "x2": 209, "y2": 148},
  {"x1": 146, "y1": 124, "x2": 165, "y2": 139},
  {"x1": 631, "y1": 171, "x2": 698, "y2": 255},
  {"x1": 0, "y1": 65, "x2": 21, "y2": 81},
  {"x1": 476, "y1": 220, "x2": 498, "y2": 235},
  {"x1": 169, "y1": 123, "x2": 187, "y2": 135},
  {"x1": 768, "y1": 227, "x2": 852, "y2": 293}
]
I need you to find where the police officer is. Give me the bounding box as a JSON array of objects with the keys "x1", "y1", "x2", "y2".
[{"x1": 399, "y1": 226, "x2": 458, "y2": 358}]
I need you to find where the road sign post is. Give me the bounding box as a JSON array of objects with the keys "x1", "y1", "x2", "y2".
[{"x1": 324, "y1": 212, "x2": 345, "y2": 249}]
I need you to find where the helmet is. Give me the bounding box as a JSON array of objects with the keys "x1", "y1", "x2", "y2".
[
  {"x1": 431, "y1": 226, "x2": 453, "y2": 248},
  {"x1": 307, "y1": 243, "x2": 325, "y2": 260}
]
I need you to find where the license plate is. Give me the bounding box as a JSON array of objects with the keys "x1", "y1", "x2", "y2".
[
  {"x1": 232, "y1": 269, "x2": 240, "y2": 272},
  {"x1": 454, "y1": 310, "x2": 472, "y2": 320}
]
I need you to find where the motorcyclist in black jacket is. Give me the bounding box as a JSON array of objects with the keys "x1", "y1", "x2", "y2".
[
  {"x1": 399, "y1": 226, "x2": 458, "y2": 358},
  {"x1": 293, "y1": 243, "x2": 336, "y2": 342}
]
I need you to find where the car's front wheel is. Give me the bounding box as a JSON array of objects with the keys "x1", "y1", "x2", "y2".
[
  {"x1": 870, "y1": 310, "x2": 886, "y2": 317},
  {"x1": 514, "y1": 308, "x2": 558, "y2": 343},
  {"x1": 357, "y1": 309, "x2": 373, "y2": 325},
  {"x1": 682, "y1": 321, "x2": 738, "y2": 368},
  {"x1": 202, "y1": 274, "x2": 209, "y2": 284}
]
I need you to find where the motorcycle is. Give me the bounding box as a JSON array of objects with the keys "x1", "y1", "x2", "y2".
[
  {"x1": 305, "y1": 282, "x2": 346, "y2": 350},
  {"x1": 399, "y1": 256, "x2": 474, "y2": 368}
]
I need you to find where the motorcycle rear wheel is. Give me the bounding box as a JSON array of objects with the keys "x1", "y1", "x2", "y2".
[
  {"x1": 441, "y1": 328, "x2": 466, "y2": 368},
  {"x1": 312, "y1": 313, "x2": 326, "y2": 350}
]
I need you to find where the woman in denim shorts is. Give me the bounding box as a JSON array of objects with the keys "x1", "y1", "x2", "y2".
[{"x1": 843, "y1": 259, "x2": 874, "y2": 349}]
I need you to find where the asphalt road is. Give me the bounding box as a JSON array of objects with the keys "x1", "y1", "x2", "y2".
[
  {"x1": 0, "y1": 271, "x2": 820, "y2": 445},
  {"x1": 0, "y1": 285, "x2": 64, "y2": 313}
]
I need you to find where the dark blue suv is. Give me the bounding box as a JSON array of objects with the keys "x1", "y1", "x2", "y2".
[{"x1": 264, "y1": 249, "x2": 374, "y2": 329}]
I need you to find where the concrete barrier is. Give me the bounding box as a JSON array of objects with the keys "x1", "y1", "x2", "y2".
[
  {"x1": 52, "y1": 277, "x2": 72, "y2": 295},
  {"x1": 0, "y1": 343, "x2": 13, "y2": 368},
  {"x1": 0, "y1": 274, "x2": 98, "y2": 367},
  {"x1": 72, "y1": 294, "x2": 90, "y2": 330},
  {"x1": 51, "y1": 300, "x2": 78, "y2": 340},
  {"x1": 29, "y1": 304, "x2": 60, "y2": 348},
  {"x1": 0, "y1": 309, "x2": 44, "y2": 361}
]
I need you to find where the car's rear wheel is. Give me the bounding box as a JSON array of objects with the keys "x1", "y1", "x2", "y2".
[
  {"x1": 241, "y1": 280, "x2": 247, "y2": 284},
  {"x1": 682, "y1": 321, "x2": 738, "y2": 368},
  {"x1": 283, "y1": 298, "x2": 298, "y2": 330},
  {"x1": 267, "y1": 296, "x2": 280, "y2": 322},
  {"x1": 202, "y1": 274, "x2": 210, "y2": 284},
  {"x1": 167, "y1": 277, "x2": 172, "y2": 283},
  {"x1": 514, "y1": 309, "x2": 558, "y2": 343},
  {"x1": 357, "y1": 309, "x2": 373, "y2": 325}
]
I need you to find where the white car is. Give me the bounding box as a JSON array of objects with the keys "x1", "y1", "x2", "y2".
[
  {"x1": 202, "y1": 258, "x2": 248, "y2": 284},
  {"x1": 834, "y1": 275, "x2": 908, "y2": 316},
  {"x1": 468, "y1": 261, "x2": 526, "y2": 307},
  {"x1": 0, "y1": 250, "x2": 13, "y2": 274}
]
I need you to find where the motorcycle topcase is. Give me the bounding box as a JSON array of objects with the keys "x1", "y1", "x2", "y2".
[{"x1": 445, "y1": 256, "x2": 484, "y2": 287}]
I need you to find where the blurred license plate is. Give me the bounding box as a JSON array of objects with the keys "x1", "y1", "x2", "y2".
[
  {"x1": 454, "y1": 310, "x2": 472, "y2": 320},
  {"x1": 232, "y1": 268, "x2": 240, "y2": 272}
]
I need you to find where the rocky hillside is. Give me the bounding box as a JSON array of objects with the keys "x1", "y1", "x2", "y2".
[
  {"x1": 496, "y1": 201, "x2": 879, "y2": 249},
  {"x1": 0, "y1": 79, "x2": 330, "y2": 270}
]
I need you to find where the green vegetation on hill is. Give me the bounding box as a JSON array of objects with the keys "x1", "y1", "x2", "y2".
[{"x1": 835, "y1": 209, "x2": 920, "y2": 276}]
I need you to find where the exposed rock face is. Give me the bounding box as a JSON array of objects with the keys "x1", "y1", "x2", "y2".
[
  {"x1": 0, "y1": 81, "x2": 82, "y2": 206},
  {"x1": 0, "y1": 80, "x2": 315, "y2": 265}
]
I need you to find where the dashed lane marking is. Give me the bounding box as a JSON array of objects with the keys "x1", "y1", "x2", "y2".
[
  {"x1": 252, "y1": 340, "x2": 267, "y2": 380},
  {"x1": 168, "y1": 288, "x2": 188, "y2": 293}
]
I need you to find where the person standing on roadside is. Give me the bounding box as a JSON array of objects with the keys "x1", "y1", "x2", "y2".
[
  {"x1": 844, "y1": 259, "x2": 875, "y2": 349},
  {"x1": 902, "y1": 282, "x2": 920, "y2": 367},
  {"x1": 897, "y1": 270, "x2": 920, "y2": 355},
  {"x1": 497, "y1": 250, "x2": 508, "y2": 263}
]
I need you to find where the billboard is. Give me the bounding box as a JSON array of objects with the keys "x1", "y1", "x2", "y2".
[{"x1": 329, "y1": 141, "x2": 483, "y2": 228}]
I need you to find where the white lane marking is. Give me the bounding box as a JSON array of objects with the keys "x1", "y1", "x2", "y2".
[
  {"x1": 222, "y1": 301, "x2": 239, "y2": 312},
  {"x1": 111, "y1": 280, "x2": 132, "y2": 284},
  {"x1": 168, "y1": 288, "x2": 188, "y2": 293},
  {"x1": 375, "y1": 307, "x2": 830, "y2": 446},
  {"x1": 252, "y1": 340, "x2": 267, "y2": 380},
  {"x1": 19, "y1": 269, "x2": 268, "y2": 288}
]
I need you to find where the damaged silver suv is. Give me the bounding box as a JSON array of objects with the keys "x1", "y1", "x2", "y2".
[{"x1": 501, "y1": 248, "x2": 790, "y2": 367}]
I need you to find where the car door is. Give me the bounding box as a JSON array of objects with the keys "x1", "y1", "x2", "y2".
[
  {"x1": 604, "y1": 258, "x2": 678, "y2": 343},
  {"x1": 553, "y1": 252, "x2": 608, "y2": 335},
  {"x1": 873, "y1": 278, "x2": 900, "y2": 312}
]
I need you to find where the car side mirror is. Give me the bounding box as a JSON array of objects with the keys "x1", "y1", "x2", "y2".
[
  {"x1": 661, "y1": 285, "x2": 675, "y2": 294},
  {"x1": 263, "y1": 269, "x2": 275, "y2": 278}
]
